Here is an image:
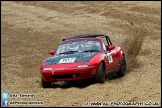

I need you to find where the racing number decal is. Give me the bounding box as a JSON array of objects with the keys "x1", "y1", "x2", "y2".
[
  {"x1": 59, "y1": 58, "x2": 76, "y2": 64},
  {"x1": 107, "y1": 53, "x2": 113, "y2": 63}
]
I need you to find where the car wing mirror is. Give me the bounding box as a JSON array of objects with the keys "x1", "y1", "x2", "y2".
[
  {"x1": 108, "y1": 46, "x2": 115, "y2": 51},
  {"x1": 49, "y1": 50, "x2": 55, "y2": 55}
]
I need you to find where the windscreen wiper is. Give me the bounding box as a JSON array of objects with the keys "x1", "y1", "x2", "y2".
[
  {"x1": 83, "y1": 50, "x2": 101, "y2": 53},
  {"x1": 59, "y1": 51, "x2": 78, "y2": 55}
]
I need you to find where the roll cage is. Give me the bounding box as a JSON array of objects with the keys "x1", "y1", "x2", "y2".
[{"x1": 62, "y1": 34, "x2": 113, "y2": 46}]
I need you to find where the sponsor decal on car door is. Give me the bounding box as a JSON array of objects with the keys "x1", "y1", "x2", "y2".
[
  {"x1": 107, "y1": 50, "x2": 117, "y2": 70},
  {"x1": 107, "y1": 53, "x2": 113, "y2": 63}
]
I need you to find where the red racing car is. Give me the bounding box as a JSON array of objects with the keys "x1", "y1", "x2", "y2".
[{"x1": 40, "y1": 34, "x2": 126, "y2": 88}]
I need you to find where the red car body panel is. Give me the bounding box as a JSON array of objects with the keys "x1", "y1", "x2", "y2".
[{"x1": 40, "y1": 34, "x2": 125, "y2": 82}]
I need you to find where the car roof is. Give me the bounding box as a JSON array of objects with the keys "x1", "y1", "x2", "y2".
[{"x1": 62, "y1": 34, "x2": 107, "y2": 41}]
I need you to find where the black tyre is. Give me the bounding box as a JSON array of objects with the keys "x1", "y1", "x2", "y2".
[
  {"x1": 95, "y1": 62, "x2": 105, "y2": 83},
  {"x1": 41, "y1": 77, "x2": 51, "y2": 88},
  {"x1": 116, "y1": 55, "x2": 127, "y2": 77}
]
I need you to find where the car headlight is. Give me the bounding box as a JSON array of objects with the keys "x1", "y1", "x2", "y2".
[
  {"x1": 78, "y1": 64, "x2": 89, "y2": 68},
  {"x1": 43, "y1": 68, "x2": 52, "y2": 70}
]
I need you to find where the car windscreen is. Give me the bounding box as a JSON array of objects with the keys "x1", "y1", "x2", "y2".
[{"x1": 55, "y1": 39, "x2": 102, "y2": 55}]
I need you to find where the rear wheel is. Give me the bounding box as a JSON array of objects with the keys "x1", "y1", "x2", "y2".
[
  {"x1": 116, "y1": 55, "x2": 127, "y2": 77},
  {"x1": 41, "y1": 77, "x2": 51, "y2": 88},
  {"x1": 95, "y1": 62, "x2": 105, "y2": 83}
]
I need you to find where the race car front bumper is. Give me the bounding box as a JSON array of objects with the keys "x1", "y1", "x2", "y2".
[{"x1": 41, "y1": 65, "x2": 97, "y2": 82}]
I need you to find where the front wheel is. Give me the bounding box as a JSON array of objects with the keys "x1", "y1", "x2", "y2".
[
  {"x1": 41, "y1": 77, "x2": 51, "y2": 88},
  {"x1": 95, "y1": 62, "x2": 105, "y2": 83},
  {"x1": 116, "y1": 55, "x2": 127, "y2": 77}
]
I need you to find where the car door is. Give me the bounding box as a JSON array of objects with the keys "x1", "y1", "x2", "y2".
[
  {"x1": 102, "y1": 36, "x2": 118, "y2": 72},
  {"x1": 102, "y1": 37, "x2": 114, "y2": 72},
  {"x1": 107, "y1": 47, "x2": 118, "y2": 71}
]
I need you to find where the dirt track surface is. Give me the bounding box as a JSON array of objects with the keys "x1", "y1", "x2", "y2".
[{"x1": 1, "y1": 1, "x2": 161, "y2": 107}]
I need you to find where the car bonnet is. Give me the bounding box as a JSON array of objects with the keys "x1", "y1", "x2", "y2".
[{"x1": 44, "y1": 52, "x2": 98, "y2": 65}]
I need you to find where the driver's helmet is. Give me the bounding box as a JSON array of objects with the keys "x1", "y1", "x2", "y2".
[{"x1": 68, "y1": 42, "x2": 79, "y2": 51}]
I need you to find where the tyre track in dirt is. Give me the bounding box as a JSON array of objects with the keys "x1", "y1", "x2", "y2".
[{"x1": 1, "y1": 1, "x2": 161, "y2": 107}]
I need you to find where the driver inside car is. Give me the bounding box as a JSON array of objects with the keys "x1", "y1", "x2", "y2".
[{"x1": 68, "y1": 42, "x2": 80, "y2": 52}]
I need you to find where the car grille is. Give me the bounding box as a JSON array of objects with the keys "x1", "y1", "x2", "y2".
[{"x1": 53, "y1": 74, "x2": 79, "y2": 79}]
